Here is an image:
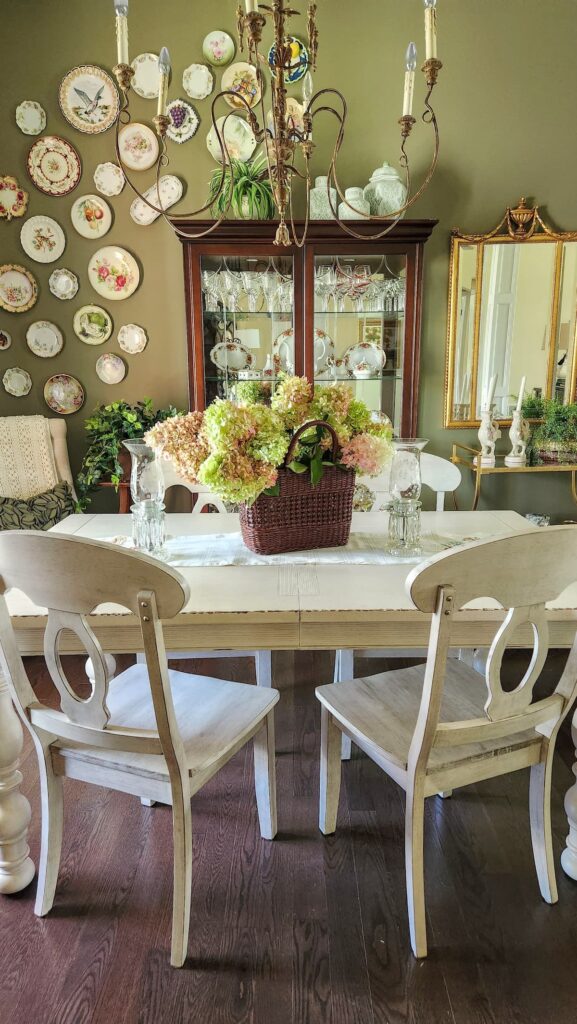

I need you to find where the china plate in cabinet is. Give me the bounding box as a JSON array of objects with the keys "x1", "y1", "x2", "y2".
[
  {"x1": 210, "y1": 340, "x2": 254, "y2": 373},
  {"x1": 343, "y1": 341, "x2": 386, "y2": 376}
]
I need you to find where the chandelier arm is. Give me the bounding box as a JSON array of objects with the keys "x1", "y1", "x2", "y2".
[{"x1": 288, "y1": 153, "x2": 312, "y2": 250}]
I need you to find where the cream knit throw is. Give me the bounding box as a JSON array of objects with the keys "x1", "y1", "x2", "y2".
[{"x1": 0, "y1": 416, "x2": 60, "y2": 499}]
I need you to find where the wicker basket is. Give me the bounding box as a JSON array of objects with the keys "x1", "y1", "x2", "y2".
[{"x1": 239, "y1": 420, "x2": 355, "y2": 555}]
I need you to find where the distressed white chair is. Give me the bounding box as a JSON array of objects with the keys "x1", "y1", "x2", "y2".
[
  {"x1": 0, "y1": 531, "x2": 278, "y2": 967},
  {"x1": 0, "y1": 416, "x2": 76, "y2": 503},
  {"x1": 317, "y1": 525, "x2": 577, "y2": 958}
]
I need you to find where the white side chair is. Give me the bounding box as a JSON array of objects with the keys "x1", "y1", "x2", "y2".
[
  {"x1": 0, "y1": 531, "x2": 278, "y2": 967},
  {"x1": 317, "y1": 525, "x2": 577, "y2": 958}
]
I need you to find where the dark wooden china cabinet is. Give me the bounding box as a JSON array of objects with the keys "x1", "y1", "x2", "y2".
[{"x1": 180, "y1": 219, "x2": 436, "y2": 436}]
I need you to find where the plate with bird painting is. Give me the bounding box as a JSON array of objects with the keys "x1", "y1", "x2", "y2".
[{"x1": 58, "y1": 66, "x2": 119, "y2": 134}]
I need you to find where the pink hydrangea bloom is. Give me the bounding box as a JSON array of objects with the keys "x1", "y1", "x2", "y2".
[{"x1": 340, "y1": 432, "x2": 391, "y2": 477}]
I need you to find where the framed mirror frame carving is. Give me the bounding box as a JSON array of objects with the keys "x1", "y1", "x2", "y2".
[{"x1": 444, "y1": 198, "x2": 577, "y2": 429}]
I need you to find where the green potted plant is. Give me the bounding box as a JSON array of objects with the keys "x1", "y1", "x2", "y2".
[
  {"x1": 527, "y1": 398, "x2": 577, "y2": 464},
  {"x1": 76, "y1": 398, "x2": 180, "y2": 510},
  {"x1": 208, "y1": 153, "x2": 275, "y2": 220}
]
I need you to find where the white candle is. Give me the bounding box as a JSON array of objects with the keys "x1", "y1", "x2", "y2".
[
  {"x1": 113, "y1": 0, "x2": 129, "y2": 65},
  {"x1": 245, "y1": 0, "x2": 258, "y2": 11},
  {"x1": 402, "y1": 42, "x2": 417, "y2": 117},
  {"x1": 424, "y1": 0, "x2": 437, "y2": 60},
  {"x1": 516, "y1": 376, "x2": 526, "y2": 413},
  {"x1": 157, "y1": 46, "x2": 171, "y2": 117},
  {"x1": 487, "y1": 373, "x2": 497, "y2": 409}
]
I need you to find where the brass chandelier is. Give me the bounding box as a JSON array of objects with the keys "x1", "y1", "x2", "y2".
[{"x1": 111, "y1": 0, "x2": 442, "y2": 247}]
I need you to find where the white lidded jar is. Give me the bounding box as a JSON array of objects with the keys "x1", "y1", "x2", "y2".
[
  {"x1": 309, "y1": 175, "x2": 338, "y2": 220},
  {"x1": 338, "y1": 186, "x2": 370, "y2": 220},
  {"x1": 363, "y1": 162, "x2": 407, "y2": 217}
]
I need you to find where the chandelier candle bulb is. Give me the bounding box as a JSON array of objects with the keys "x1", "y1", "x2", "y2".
[
  {"x1": 516, "y1": 375, "x2": 526, "y2": 413},
  {"x1": 302, "y1": 70, "x2": 314, "y2": 109},
  {"x1": 113, "y1": 0, "x2": 129, "y2": 65},
  {"x1": 424, "y1": 0, "x2": 437, "y2": 60},
  {"x1": 403, "y1": 42, "x2": 417, "y2": 117},
  {"x1": 245, "y1": 0, "x2": 258, "y2": 10},
  {"x1": 157, "y1": 46, "x2": 171, "y2": 117}
]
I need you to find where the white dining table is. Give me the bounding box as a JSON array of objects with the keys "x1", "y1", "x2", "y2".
[{"x1": 2, "y1": 509, "x2": 577, "y2": 896}]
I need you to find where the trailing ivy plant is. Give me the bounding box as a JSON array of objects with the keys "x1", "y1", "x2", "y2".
[
  {"x1": 75, "y1": 399, "x2": 179, "y2": 510},
  {"x1": 208, "y1": 154, "x2": 275, "y2": 220}
]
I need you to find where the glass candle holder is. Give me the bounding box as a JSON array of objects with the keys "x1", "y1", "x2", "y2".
[
  {"x1": 389, "y1": 438, "x2": 428, "y2": 501},
  {"x1": 387, "y1": 498, "x2": 422, "y2": 557},
  {"x1": 131, "y1": 500, "x2": 166, "y2": 557}
]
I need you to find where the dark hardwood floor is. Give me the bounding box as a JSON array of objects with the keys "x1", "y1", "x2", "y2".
[{"x1": 2, "y1": 650, "x2": 577, "y2": 1024}]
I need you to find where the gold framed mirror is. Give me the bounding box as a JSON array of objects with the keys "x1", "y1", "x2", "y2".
[{"x1": 444, "y1": 198, "x2": 577, "y2": 428}]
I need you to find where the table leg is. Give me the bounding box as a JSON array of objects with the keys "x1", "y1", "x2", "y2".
[
  {"x1": 0, "y1": 670, "x2": 35, "y2": 894},
  {"x1": 561, "y1": 708, "x2": 577, "y2": 880}
]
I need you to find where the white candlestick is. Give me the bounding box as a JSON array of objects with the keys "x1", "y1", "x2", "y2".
[
  {"x1": 516, "y1": 375, "x2": 526, "y2": 413},
  {"x1": 424, "y1": 0, "x2": 438, "y2": 60},
  {"x1": 402, "y1": 42, "x2": 417, "y2": 117},
  {"x1": 113, "y1": 0, "x2": 129, "y2": 65},
  {"x1": 157, "y1": 46, "x2": 171, "y2": 117},
  {"x1": 486, "y1": 373, "x2": 497, "y2": 410},
  {"x1": 245, "y1": 0, "x2": 258, "y2": 11}
]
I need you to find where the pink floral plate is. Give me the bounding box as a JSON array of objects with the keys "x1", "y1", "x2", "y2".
[
  {"x1": 44, "y1": 374, "x2": 85, "y2": 415},
  {"x1": 343, "y1": 341, "x2": 386, "y2": 376},
  {"x1": 87, "y1": 247, "x2": 140, "y2": 301},
  {"x1": 27, "y1": 135, "x2": 81, "y2": 197},
  {"x1": 118, "y1": 123, "x2": 159, "y2": 172},
  {"x1": 0, "y1": 176, "x2": 29, "y2": 220},
  {"x1": 210, "y1": 340, "x2": 254, "y2": 373},
  {"x1": 0, "y1": 264, "x2": 38, "y2": 313}
]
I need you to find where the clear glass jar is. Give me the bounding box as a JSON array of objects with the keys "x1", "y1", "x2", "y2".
[
  {"x1": 131, "y1": 500, "x2": 166, "y2": 556},
  {"x1": 389, "y1": 438, "x2": 428, "y2": 501},
  {"x1": 123, "y1": 439, "x2": 165, "y2": 504},
  {"x1": 387, "y1": 498, "x2": 422, "y2": 557}
]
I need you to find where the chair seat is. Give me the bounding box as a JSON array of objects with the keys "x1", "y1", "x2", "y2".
[
  {"x1": 56, "y1": 664, "x2": 278, "y2": 783},
  {"x1": 317, "y1": 661, "x2": 542, "y2": 774}
]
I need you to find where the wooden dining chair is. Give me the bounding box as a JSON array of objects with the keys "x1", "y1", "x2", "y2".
[
  {"x1": 0, "y1": 531, "x2": 278, "y2": 967},
  {"x1": 317, "y1": 525, "x2": 577, "y2": 958}
]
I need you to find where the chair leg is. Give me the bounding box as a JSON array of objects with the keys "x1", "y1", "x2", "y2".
[
  {"x1": 319, "y1": 706, "x2": 342, "y2": 835},
  {"x1": 170, "y1": 793, "x2": 193, "y2": 968},
  {"x1": 529, "y1": 759, "x2": 558, "y2": 904},
  {"x1": 255, "y1": 650, "x2": 272, "y2": 688},
  {"x1": 334, "y1": 650, "x2": 354, "y2": 761},
  {"x1": 253, "y1": 711, "x2": 277, "y2": 840},
  {"x1": 405, "y1": 787, "x2": 427, "y2": 958},
  {"x1": 34, "y1": 742, "x2": 63, "y2": 917}
]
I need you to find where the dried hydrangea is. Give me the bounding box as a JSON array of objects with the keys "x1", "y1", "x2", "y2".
[
  {"x1": 145, "y1": 412, "x2": 209, "y2": 483},
  {"x1": 340, "y1": 432, "x2": 392, "y2": 477},
  {"x1": 271, "y1": 375, "x2": 313, "y2": 428}
]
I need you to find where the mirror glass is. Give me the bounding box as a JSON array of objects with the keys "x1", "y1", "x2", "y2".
[
  {"x1": 553, "y1": 241, "x2": 577, "y2": 403},
  {"x1": 451, "y1": 245, "x2": 476, "y2": 421}
]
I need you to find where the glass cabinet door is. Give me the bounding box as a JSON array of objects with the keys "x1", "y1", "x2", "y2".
[
  {"x1": 313, "y1": 253, "x2": 407, "y2": 433},
  {"x1": 200, "y1": 254, "x2": 295, "y2": 404}
]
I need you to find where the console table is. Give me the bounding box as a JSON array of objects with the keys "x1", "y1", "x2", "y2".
[{"x1": 451, "y1": 443, "x2": 577, "y2": 511}]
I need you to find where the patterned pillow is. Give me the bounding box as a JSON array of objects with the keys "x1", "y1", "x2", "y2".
[{"x1": 0, "y1": 482, "x2": 76, "y2": 532}]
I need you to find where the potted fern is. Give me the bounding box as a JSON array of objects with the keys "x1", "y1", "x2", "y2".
[{"x1": 208, "y1": 153, "x2": 275, "y2": 220}]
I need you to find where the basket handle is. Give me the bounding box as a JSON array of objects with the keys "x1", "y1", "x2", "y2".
[{"x1": 284, "y1": 419, "x2": 339, "y2": 466}]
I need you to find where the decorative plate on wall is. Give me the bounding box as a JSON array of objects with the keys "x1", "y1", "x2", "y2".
[
  {"x1": 3, "y1": 367, "x2": 32, "y2": 398},
  {"x1": 44, "y1": 374, "x2": 85, "y2": 415},
  {"x1": 95, "y1": 352, "x2": 126, "y2": 384},
  {"x1": 221, "y1": 62, "x2": 261, "y2": 110},
  {"x1": 118, "y1": 123, "x2": 159, "y2": 171},
  {"x1": 20, "y1": 215, "x2": 66, "y2": 263},
  {"x1": 88, "y1": 247, "x2": 140, "y2": 301},
  {"x1": 267, "y1": 97, "x2": 305, "y2": 138},
  {"x1": 268, "y1": 36, "x2": 309, "y2": 83},
  {"x1": 206, "y1": 115, "x2": 257, "y2": 162},
  {"x1": 118, "y1": 323, "x2": 147, "y2": 353},
  {"x1": 15, "y1": 100, "x2": 46, "y2": 136},
  {"x1": 93, "y1": 161, "x2": 125, "y2": 196},
  {"x1": 0, "y1": 176, "x2": 29, "y2": 220},
  {"x1": 166, "y1": 99, "x2": 199, "y2": 144},
  {"x1": 130, "y1": 175, "x2": 183, "y2": 225},
  {"x1": 49, "y1": 268, "x2": 79, "y2": 301},
  {"x1": 70, "y1": 194, "x2": 112, "y2": 239},
  {"x1": 0, "y1": 329, "x2": 12, "y2": 350},
  {"x1": 27, "y1": 136, "x2": 81, "y2": 197},
  {"x1": 0, "y1": 264, "x2": 38, "y2": 314},
  {"x1": 58, "y1": 66, "x2": 119, "y2": 134},
  {"x1": 183, "y1": 63, "x2": 213, "y2": 100},
  {"x1": 131, "y1": 53, "x2": 160, "y2": 99},
  {"x1": 26, "y1": 321, "x2": 64, "y2": 358},
  {"x1": 202, "y1": 31, "x2": 235, "y2": 67},
  {"x1": 73, "y1": 305, "x2": 112, "y2": 344}
]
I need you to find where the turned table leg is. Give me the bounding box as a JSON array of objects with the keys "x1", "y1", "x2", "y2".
[
  {"x1": 561, "y1": 708, "x2": 577, "y2": 879},
  {"x1": 0, "y1": 670, "x2": 35, "y2": 894}
]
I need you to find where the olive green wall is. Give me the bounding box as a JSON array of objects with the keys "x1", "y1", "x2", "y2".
[{"x1": 2, "y1": 0, "x2": 577, "y2": 516}]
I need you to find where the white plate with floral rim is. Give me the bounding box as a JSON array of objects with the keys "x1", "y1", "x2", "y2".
[
  {"x1": 73, "y1": 304, "x2": 113, "y2": 344},
  {"x1": 58, "y1": 65, "x2": 119, "y2": 134},
  {"x1": 118, "y1": 323, "x2": 147, "y2": 354},
  {"x1": 0, "y1": 176, "x2": 29, "y2": 220},
  {"x1": 130, "y1": 175, "x2": 183, "y2": 225},
  {"x1": 210, "y1": 339, "x2": 254, "y2": 373},
  {"x1": 49, "y1": 268, "x2": 79, "y2": 301},
  {"x1": 166, "y1": 99, "x2": 200, "y2": 144},
  {"x1": 26, "y1": 320, "x2": 64, "y2": 358},
  {"x1": 272, "y1": 329, "x2": 295, "y2": 373},
  {"x1": 202, "y1": 30, "x2": 235, "y2": 67},
  {"x1": 183, "y1": 63, "x2": 214, "y2": 100},
  {"x1": 343, "y1": 341, "x2": 386, "y2": 376},
  {"x1": 93, "y1": 162, "x2": 125, "y2": 197},
  {"x1": 44, "y1": 374, "x2": 85, "y2": 415},
  {"x1": 206, "y1": 115, "x2": 257, "y2": 163},
  {"x1": 0, "y1": 264, "x2": 38, "y2": 314},
  {"x1": 70, "y1": 194, "x2": 112, "y2": 239},
  {"x1": 131, "y1": 53, "x2": 160, "y2": 99},
  {"x1": 0, "y1": 328, "x2": 12, "y2": 350},
  {"x1": 3, "y1": 367, "x2": 32, "y2": 397},
  {"x1": 273, "y1": 327, "x2": 334, "y2": 374},
  {"x1": 95, "y1": 352, "x2": 126, "y2": 384},
  {"x1": 118, "y1": 123, "x2": 159, "y2": 171},
  {"x1": 221, "y1": 62, "x2": 261, "y2": 110},
  {"x1": 15, "y1": 100, "x2": 46, "y2": 136},
  {"x1": 88, "y1": 247, "x2": 140, "y2": 301},
  {"x1": 20, "y1": 215, "x2": 66, "y2": 263},
  {"x1": 27, "y1": 136, "x2": 81, "y2": 197}
]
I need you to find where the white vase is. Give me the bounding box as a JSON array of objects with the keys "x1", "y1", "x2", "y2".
[
  {"x1": 338, "y1": 187, "x2": 370, "y2": 220},
  {"x1": 363, "y1": 162, "x2": 407, "y2": 217},
  {"x1": 309, "y1": 175, "x2": 337, "y2": 220}
]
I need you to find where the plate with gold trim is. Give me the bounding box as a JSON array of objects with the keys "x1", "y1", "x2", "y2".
[
  {"x1": 58, "y1": 65, "x2": 119, "y2": 134},
  {"x1": 0, "y1": 264, "x2": 38, "y2": 314}
]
